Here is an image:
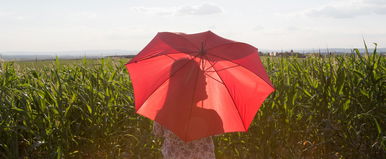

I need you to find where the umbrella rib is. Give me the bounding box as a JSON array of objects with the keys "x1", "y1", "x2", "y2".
[
  {"x1": 203, "y1": 72, "x2": 224, "y2": 85},
  {"x1": 200, "y1": 56, "x2": 225, "y2": 85},
  {"x1": 202, "y1": 59, "x2": 237, "y2": 84},
  {"x1": 206, "y1": 42, "x2": 255, "y2": 52},
  {"x1": 131, "y1": 32, "x2": 204, "y2": 64},
  {"x1": 206, "y1": 53, "x2": 274, "y2": 88},
  {"x1": 136, "y1": 53, "x2": 201, "y2": 114},
  {"x1": 205, "y1": 55, "x2": 247, "y2": 131},
  {"x1": 163, "y1": 53, "x2": 180, "y2": 61},
  {"x1": 130, "y1": 51, "x2": 190, "y2": 63},
  {"x1": 128, "y1": 51, "x2": 165, "y2": 63},
  {"x1": 203, "y1": 56, "x2": 218, "y2": 72},
  {"x1": 206, "y1": 65, "x2": 240, "y2": 72}
]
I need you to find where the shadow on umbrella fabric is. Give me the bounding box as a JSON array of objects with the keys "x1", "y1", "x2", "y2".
[
  {"x1": 155, "y1": 58, "x2": 224, "y2": 142},
  {"x1": 128, "y1": 31, "x2": 275, "y2": 142}
]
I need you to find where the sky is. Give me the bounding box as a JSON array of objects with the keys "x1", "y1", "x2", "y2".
[{"x1": 0, "y1": 0, "x2": 385, "y2": 54}]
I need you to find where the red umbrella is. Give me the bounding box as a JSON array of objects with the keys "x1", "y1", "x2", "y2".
[{"x1": 125, "y1": 31, "x2": 274, "y2": 142}]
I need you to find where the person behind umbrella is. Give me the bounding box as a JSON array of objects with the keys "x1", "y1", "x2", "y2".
[{"x1": 153, "y1": 58, "x2": 223, "y2": 159}]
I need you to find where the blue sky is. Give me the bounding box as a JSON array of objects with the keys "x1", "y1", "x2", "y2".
[{"x1": 0, "y1": 0, "x2": 385, "y2": 53}]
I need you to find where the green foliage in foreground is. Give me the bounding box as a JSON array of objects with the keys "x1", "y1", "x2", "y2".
[{"x1": 0, "y1": 47, "x2": 385, "y2": 158}]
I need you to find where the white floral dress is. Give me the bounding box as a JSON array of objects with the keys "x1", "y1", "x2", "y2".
[{"x1": 153, "y1": 122, "x2": 216, "y2": 159}]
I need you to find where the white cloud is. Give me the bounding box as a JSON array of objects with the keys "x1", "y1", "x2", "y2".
[
  {"x1": 253, "y1": 25, "x2": 264, "y2": 31},
  {"x1": 130, "y1": 3, "x2": 223, "y2": 16},
  {"x1": 287, "y1": 26, "x2": 300, "y2": 31},
  {"x1": 308, "y1": 6, "x2": 368, "y2": 18},
  {"x1": 15, "y1": 16, "x2": 25, "y2": 20},
  {"x1": 176, "y1": 3, "x2": 223, "y2": 16},
  {"x1": 0, "y1": 11, "x2": 21, "y2": 20},
  {"x1": 365, "y1": 0, "x2": 386, "y2": 5},
  {"x1": 130, "y1": 6, "x2": 174, "y2": 16},
  {"x1": 306, "y1": 0, "x2": 386, "y2": 18}
]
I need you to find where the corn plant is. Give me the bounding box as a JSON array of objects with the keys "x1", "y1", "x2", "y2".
[{"x1": 0, "y1": 43, "x2": 385, "y2": 158}]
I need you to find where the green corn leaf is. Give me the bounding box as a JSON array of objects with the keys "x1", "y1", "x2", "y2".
[
  {"x1": 343, "y1": 99, "x2": 350, "y2": 111},
  {"x1": 11, "y1": 106, "x2": 24, "y2": 112},
  {"x1": 86, "y1": 104, "x2": 92, "y2": 114},
  {"x1": 373, "y1": 118, "x2": 382, "y2": 136}
]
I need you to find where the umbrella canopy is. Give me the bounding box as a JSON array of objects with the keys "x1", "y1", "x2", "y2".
[{"x1": 125, "y1": 31, "x2": 274, "y2": 142}]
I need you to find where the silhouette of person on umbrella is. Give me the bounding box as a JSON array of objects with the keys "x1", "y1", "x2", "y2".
[
  {"x1": 125, "y1": 31, "x2": 274, "y2": 158},
  {"x1": 153, "y1": 58, "x2": 223, "y2": 159}
]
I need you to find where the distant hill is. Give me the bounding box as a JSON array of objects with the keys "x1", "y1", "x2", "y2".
[
  {"x1": 0, "y1": 55, "x2": 105, "y2": 61},
  {"x1": 1, "y1": 48, "x2": 385, "y2": 61},
  {"x1": 260, "y1": 48, "x2": 386, "y2": 54},
  {"x1": 0, "y1": 50, "x2": 137, "y2": 61}
]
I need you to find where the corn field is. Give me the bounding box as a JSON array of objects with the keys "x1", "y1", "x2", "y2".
[{"x1": 0, "y1": 46, "x2": 385, "y2": 158}]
